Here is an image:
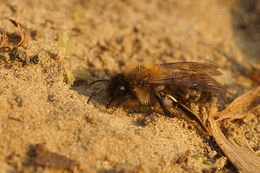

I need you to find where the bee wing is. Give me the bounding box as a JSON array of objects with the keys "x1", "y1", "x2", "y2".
[
  {"x1": 146, "y1": 62, "x2": 223, "y2": 94},
  {"x1": 159, "y1": 62, "x2": 222, "y2": 76}
]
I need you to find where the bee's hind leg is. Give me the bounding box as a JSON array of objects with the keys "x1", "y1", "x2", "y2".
[{"x1": 155, "y1": 94, "x2": 174, "y2": 118}]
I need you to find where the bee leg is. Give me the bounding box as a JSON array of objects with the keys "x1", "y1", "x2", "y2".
[
  {"x1": 155, "y1": 94, "x2": 174, "y2": 118},
  {"x1": 114, "y1": 95, "x2": 129, "y2": 109},
  {"x1": 106, "y1": 95, "x2": 130, "y2": 111},
  {"x1": 106, "y1": 98, "x2": 113, "y2": 109}
]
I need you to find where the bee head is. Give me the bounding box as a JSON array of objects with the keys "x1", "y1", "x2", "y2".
[{"x1": 107, "y1": 73, "x2": 132, "y2": 107}]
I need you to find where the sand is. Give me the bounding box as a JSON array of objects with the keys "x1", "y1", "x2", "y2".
[{"x1": 0, "y1": 0, "x2": 259, "y2": 172}]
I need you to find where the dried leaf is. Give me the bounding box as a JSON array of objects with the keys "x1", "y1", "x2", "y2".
[
  {"x1": 210, "y1": 86, "x2": 260, "y2": 121},
  {"x1": 208, "y1": 118, "x2": 260, "y2": 173},
  {"x1": 207, "y1": 86, "x2": 260, "y2": 173},
  {"x1": 0, "y1": 32, "x2": 8, "y2": 48},
  {"x1": 30, "y1": 143, "x2": 78, "y2": 169},
  {"x1": 8, "y1": 19, "x2": 29, "y2": 48}
]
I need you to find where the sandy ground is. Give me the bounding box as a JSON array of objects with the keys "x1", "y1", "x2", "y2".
[{"x1": 0, "y1": 0, "x2": 259, "y2": 172}]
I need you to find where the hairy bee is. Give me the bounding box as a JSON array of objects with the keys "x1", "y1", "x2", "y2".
[{"x1": 88, "y1": 62, "x2": 223, "y2": 122}]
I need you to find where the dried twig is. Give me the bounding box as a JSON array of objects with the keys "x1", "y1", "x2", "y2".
[
  {"x1": 208, "y1": 118, "x2": 260, "y2": 173},
  {"x1": 8, "y1": 18, "x2": 29, "y2": 48},
  {"x1": 207, "y1": 86, "x2": 260, "y2": 173},
  {"x1": 0, "y1": 18, "x2": 29, "y2": 49},
  {"x1": 210, "y1": 87, "x2": 260, "y2": 121},
  {"x1": 0, "y1": 32, "x2": 8, "y2": 48}
]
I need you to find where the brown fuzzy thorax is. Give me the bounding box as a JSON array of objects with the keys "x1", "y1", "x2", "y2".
[{"x1": 123, "y1": 63, "x2": 166, "y2": 105}]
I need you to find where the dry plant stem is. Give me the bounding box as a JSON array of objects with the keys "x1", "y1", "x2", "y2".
[
  {"x1": 0, "y1": 18, "x2": 29, "y2": 49},
  {"x1": 208, "y1": 118, "x2": 260, "y2": 173},
  {"x1": 0, "y1": 32, "x2": 7, "y2": 47},
  {"x1": 207, "y1": 86, "x2": 260, "y2": 173},
  {"x1": 8, "y1": 18, "x2": 29, "y2": 48},
  {"x1": 210, "y1": 86, "x2": 260, "y2": 121}
]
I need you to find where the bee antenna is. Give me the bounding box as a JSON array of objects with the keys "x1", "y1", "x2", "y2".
[
  {"x1": 88, "y1": 79, "x2": 109, "y2": 87},
  {"x1": 87, "y1": 88, "x2": 103, "y2": 103}
]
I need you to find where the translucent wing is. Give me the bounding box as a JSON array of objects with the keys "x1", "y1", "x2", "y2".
[
  {"x1": 159, "y1": 62, "x2": 222, "y2": 76},
  {"x1": 146, "y1": 62, "x2": 223, "y2": 94}
]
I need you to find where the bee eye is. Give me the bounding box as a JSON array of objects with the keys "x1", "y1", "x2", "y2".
[{"x1": 120, "y1": 86, "x2": 125, "y2": 90}]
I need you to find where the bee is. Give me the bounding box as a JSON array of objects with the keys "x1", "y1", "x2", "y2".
[{"x1": 87, "y1": 62, "x2": 223, "y2": 125}]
